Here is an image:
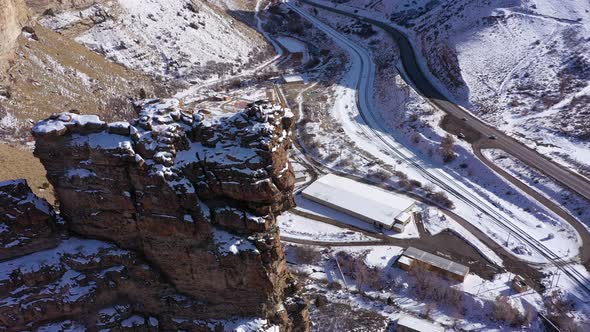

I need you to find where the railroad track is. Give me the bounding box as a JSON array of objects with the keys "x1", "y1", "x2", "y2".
[{"x1": 288, "y1": 1, "x2": 590, "y2": 297}]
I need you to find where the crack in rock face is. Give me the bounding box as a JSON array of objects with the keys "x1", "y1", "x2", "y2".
[{"x1": 11, "y1": 98, "x2": 311, "y2": 331}]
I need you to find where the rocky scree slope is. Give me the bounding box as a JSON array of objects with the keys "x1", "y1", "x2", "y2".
[
  {"x1": 40, "y1": 0, "x2": 274, "y2": 82},
  {"x1": 0, "y1": 100, "x2": 308, "y2": 331}
]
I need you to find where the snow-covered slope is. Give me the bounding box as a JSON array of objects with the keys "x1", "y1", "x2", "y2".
[
  {"x1": 332, "y1": 0, "x2": 590, "y2": 175},
  {"x1": 41, "y1": 0, "x2": 273, "y2": 82}
]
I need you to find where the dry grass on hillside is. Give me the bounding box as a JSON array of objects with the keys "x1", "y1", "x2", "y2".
[
  {"x1": 0, "y1": 144, "x2": 54, "y2": 203},
  {"x1": 1, "y1": 23, "x2": 161, "y2": 126}
]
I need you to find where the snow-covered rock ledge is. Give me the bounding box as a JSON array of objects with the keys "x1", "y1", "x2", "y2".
[{"x1": 29, "y1": 98, "x2": 308, "y2": 330}]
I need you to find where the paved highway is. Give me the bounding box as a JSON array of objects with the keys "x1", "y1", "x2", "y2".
[
  {"x1": 288, "y1": 0, "x2": 590, "y2": 297},
  {"x1": 299, "y1": 0, "x2": 590, "y2": 204}
]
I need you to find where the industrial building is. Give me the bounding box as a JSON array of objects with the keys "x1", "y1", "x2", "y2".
[
  {"x1": 395, "y1": 315, "x2": 444, "y2": 332},
  {"x1": 396, "y1": 247, "x2": 469, "y2": 282},
  {"x1": 301, "y1": 174, "x2": 417, "y2": 231}
]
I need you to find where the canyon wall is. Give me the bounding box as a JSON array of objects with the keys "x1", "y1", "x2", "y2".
[{"x1": 0, "y1": 99, "x2": 308, "y2": 331}]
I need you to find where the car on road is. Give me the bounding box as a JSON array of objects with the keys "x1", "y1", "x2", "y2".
[
  {"x1": 461, "y1": 117, "x2": 467, "y2": 121},
  {"x1": 457, "y1": 133, "x2": 466, "y2": 139},
  {"x1": 488, "y1": 135, "x2": 497, "y2": 140}
]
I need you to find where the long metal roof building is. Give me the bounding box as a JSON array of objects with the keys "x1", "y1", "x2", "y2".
[{"x1": 301, "y1": 174, "x2": 416, "y2": 228}]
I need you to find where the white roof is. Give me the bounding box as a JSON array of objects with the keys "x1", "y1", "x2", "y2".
[
  {"x1": 395, "y1": 211, "x2": 411, "y2": 222},
  {"x1": 301, "y1": 174, "x2": 415, "y2": 227},
  {"x1": 397, "y1": 255, "x2": 413, "y2": 266},
  {"x1": 397, "y1": 315, "x2": 444, "y2": 332},
  {"x1": 282, "y1": 74, "x2": 305, "y2": 83}
]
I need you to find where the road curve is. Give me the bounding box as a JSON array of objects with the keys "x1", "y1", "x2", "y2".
[
  {"x1": 288, "y1": 0, "x2": 590, "y2": 297},
  {"x1": 299, "y1": 0, "x2": 590, "y2": 204}
]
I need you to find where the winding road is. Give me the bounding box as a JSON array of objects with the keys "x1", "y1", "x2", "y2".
[
  {"x1": 286, "y1": 0, "x2": 590, "y2": 298},
  {"x1": 299, "y1": 0, "x2": 590, "y2": 204}
]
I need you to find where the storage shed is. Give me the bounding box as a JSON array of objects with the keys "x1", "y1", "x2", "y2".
[
  {"x1": 395, "y1": 247, "x2": 469, "y2": 282},
  {"x1": 396, "y1": 315, "x2": 444, "y2": 332}
]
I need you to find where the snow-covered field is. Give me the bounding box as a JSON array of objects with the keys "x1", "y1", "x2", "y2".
[
  {"x1": 278, "y1": 211, "x2": 376, "y2": 242},
  {"x1": 287, "y1": 244, "x2": 548, "y2": 331}
]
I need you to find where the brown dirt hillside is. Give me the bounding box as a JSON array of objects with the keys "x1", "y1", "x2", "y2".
[
  {"x1": 1, "y1": 23, "x2": 162, "y2": 131},
  {"x1": 0, "y1": 143, "x2": 53, "y2": 202},
  {"x1": 0, "y1": 23, "x2": 161, "y2": 201}
]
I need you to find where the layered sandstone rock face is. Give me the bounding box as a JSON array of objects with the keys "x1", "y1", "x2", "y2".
[
  {"x1": 0, "y1": 179, "x2": 57, "y2": 260},
  {"x1": 20, "y1": 99, "x2": 308, "y2": 331},
  {"x1": 0, "y1": 0, "x2": 28, "y2": 79}
]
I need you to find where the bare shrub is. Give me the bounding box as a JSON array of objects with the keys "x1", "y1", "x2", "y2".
[
  {"x1": 99, "y1": 96, "x2": 135, "y2": 122},
  {"x1": 544, "y1": 290, "x2": 580, "y2": 331},
  {"x1": 428, "y1": 191, "x2": 454, "y2": 209},
  {"x1": 293, "y1": 245, "x2": 322, "y2": 265},
  {"x1": 327, "y1": 281, "x2": 342, "y2": 291},
  {"x1": 325, "y1": 151, "x2": 339, "y2": 163},
  {"x1": 301, "y1": 133, "x2": 319, "y2": 150},
  {"x1": 409, "y1": 179, "x2": 422, "y2": 188},
  {"x1": 372, "y1": 168, "x2": 392, "y2": 182},
  {"x1": 412, "y1": 132, "x2": 421, "y2": 144},
  {"x1": 315, "y1": 295, "x2": 328, "y2": 308},
  {"x1": 335, "y1": 251, "x2": 381, "y2": 293},
  {"x1": 409, "y1": 262, "x2": 465, "y2": 314},
  {"x1": 441, "y1": 134, "x2": 457, "y2": 163},
  {"x1": 395, "y1": 171, "x2": 408, "y2": 180},
  {"x1": 492, "y1": 295, "x2": 525, "y2": 326}
]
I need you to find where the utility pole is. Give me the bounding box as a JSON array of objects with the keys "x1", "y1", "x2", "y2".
[
  {"x1": 550, "y1": 271, "x2": 557, "y2": 288},
  {"x1": 334, "y1": 254, "x2": 348, "y2": 290},
  {"x1": 505, "y1": 231, "x2": 511, "y2": 246},
  {"x1": 554, "y1": 271, "x2": 561, "y2": 288}
]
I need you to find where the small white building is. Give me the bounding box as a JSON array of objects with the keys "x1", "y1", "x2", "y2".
[
  {"x1": 281, "y1": 74, "x2": 305, "y2": 84},
  {"x1": 301, "y1": 174, "x2": 416, "y2": 231},
  {"x1": 396, "y1": 315, "x2": 444, "y2": 332}
]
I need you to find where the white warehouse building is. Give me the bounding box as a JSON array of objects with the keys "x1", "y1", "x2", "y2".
[{"x1": 301, "y1": 174, "x2": 417, "y2": 231}]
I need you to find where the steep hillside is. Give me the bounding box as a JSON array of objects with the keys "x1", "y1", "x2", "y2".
[
  {"x1": 1, "y1": 23, "x2": 159, "y2": 143},
  {"x1": 335, "y1": 0, "x2": 590, "y2": 175},
  {"x1": 40, "y1": 0, "x2": 274, "y2": 83},
  {"x1": 0, "y1": 0, "x2": 28, "y2": 81}
]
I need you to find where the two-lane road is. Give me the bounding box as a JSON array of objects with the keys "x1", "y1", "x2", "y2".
[
  {"x1": 300, "y1": 0, "x2": 590, "y2": 203},
  {"x1": 288, "y1": 0, "x2": 590, "y2": 298}
]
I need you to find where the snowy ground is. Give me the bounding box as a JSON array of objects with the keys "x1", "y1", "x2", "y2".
[
  {"x1": 287, "y1": 244, "x2": 547, "y2": 331},
  {"x1": 422, "y1": 207, "x2": 504, "y2": 268},
  {"x1": 278, "y1": 211, "x2": 376, "y2": 242},
  {"x1": 483, "y1": 148, "x2": 590, "y2": 232}
]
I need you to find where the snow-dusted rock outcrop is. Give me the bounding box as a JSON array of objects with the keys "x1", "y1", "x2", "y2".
[
  {"x1": 0, "y1": 179, "x2": 57, "y2": 260},
  {"x1": 15, "y1": 99, "x2": 308, "y2": 331}
]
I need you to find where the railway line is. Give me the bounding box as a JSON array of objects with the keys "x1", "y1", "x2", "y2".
[{"x1": 287, "y1": 1, "x2": 590, "y2": 297}]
